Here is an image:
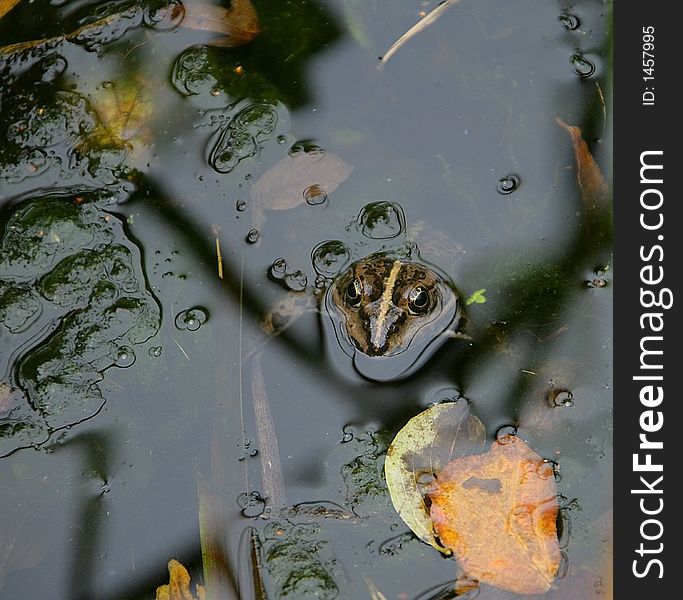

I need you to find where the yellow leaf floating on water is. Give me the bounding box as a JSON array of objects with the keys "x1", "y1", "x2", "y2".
[
  {"x1": 155, "y1": 559, "x2": 206, "y2": 600},
  {"x1": 427, "y1": 435, "x2": 560, "y2": 595},
  {"x1": 384, "y1": 401, "x2": 486, "y2": 552},
  {"x1": 85, "y1": 78, "x2": 154, "y2": 154}
]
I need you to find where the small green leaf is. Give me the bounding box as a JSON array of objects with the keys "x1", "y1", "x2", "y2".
[{"x1": 466, "y1": 289, "x2": 487, "y2": 305}]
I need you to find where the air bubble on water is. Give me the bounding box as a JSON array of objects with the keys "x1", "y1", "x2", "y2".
[
  {"x1": 570, "y1": 54, "x2": 595, "y2": 78},
  {"x1": 288, "y1": 141, "x2": 325, "y2": 157},
  {"x1": 311, "y1": 240, "x2": 351, "y2": 277},
  {"x1": 549, "y1": 389, "x2": 574, "y2": 408},
  {"x1": 303, "y1": 184, "x2": 328, "y2": 206},
  {"x1": 148, "y1": 346, "x2": 162, "y2": 357},
  {"x1": 495, "y1": 424, "x2": 518, "y2": 442},
  {"x1": 143, "y1": 0, "x2": 185, "y2": 31},
  {"x1": 558, "y1": 13, "x2": 580, "y2": 30},
  {"x1": 283, "y1": 271, "x2": 308, "y2": 292},
  {"x1": 537, "y1": 459, "x2": 556, "y2": 480},
  {"x1": 415, "y1": 471, "x2": 435, "y2": 486},
  {"x1": 269, "y1": 258, "x2": 288, "y2": 280},
  {"x1": 496, "y1": 174, "x2": 521, "y2": 194},
  {"x1": 340, "y1": 425, "x2": 354, "y2": 443},
  {"x1": 175, "y1": 307, "x2": 208, "y2": 331},
  {"x1": 357, "y1": 201, "x2": 406, "y2": 239},
  {"x1": 114, "y1": 346, "x2": 136, "y2": 368},
  {"x1": 236, "y1": 491, "x2": 266, "y2": 518},
  {"x1": 585, "y1": 278, "x2": 607, "y2": 288},
  {"x1": 277, "y1": 134, "x2": 287, "y2": 145},
  {"x1": 246, "y1": 229, "x2": 260, "y2": 244},
  {"x1": 236, "y1": 200, "x2": 246, "y2": 212}
]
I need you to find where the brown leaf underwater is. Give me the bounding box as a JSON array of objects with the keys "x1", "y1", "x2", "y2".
[
  {"x1": 428, "y1": 435, "x2": 560, "y2": 595},
  {"x1": 182, "y1": 0, "x2": 259, "y2": 47},
  {"x1": 556, "y1": 117, "x2": 608, "y2": 210}
]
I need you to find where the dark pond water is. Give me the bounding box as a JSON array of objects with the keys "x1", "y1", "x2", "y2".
[{"x1": 0, "y1": 1, "x2": 611, "y2": 598}]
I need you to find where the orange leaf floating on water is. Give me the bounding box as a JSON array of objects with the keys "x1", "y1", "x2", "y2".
[
  {"x1": 556, "y1": 117, "x2": 608, "y2": 210},
  {"x1": 155, "y1": 559, "x2": 206, "y2": 600},
  {"x1": 182, "y1": 0, "x2": 259, "y2": 47},
  {"x1": 428, "y1": 435, "x2": 560, "y2": 595}
]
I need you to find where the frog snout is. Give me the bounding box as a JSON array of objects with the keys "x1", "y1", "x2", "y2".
[{"x1": 365, "y1": 303, "x2": 404, "y2": 355}]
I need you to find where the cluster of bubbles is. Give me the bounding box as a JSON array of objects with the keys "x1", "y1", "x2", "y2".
[
  {"x1": 236, "y1": 490, "x2": 266, "y2": 518},
  {"x1": 557, "y1": 11, "x2": 597, "y2": 79},
  {"x1": 269, "y1": 257, "x2": 308, "y2": 292},
  {"x1": 174, "y1": 307, "x2": 208, "y2": 331}
]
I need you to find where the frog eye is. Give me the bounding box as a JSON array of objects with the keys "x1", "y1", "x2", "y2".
[
  {"x1": 408, "y1": 286, "x2": 430, "y2": 314},
  {"x1": 345, "y1": 279, "x2": 363, "y2": 307}
]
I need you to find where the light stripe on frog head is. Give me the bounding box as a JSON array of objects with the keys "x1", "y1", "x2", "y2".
[{"x1": 370, "y1": 259, "x2": 403, "y2": 352}]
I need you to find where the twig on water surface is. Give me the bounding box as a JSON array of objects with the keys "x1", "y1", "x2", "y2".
[
  {"x1": 212, "y1": 224, "x2": 224, "y2": 279},
  {"x1": 378, "y1": 0, "x2": 462, "y2": 69}
]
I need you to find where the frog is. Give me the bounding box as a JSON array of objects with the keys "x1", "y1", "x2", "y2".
[
  {"x1": 260, "y1": 200, "x2": 463, "y2": 382},
  {"x1": 325, "y1": 250, "x2": 460, "y2": 380}
]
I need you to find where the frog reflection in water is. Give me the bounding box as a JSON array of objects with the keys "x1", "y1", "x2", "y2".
[{"x1": 267, "y1": 201, "x2": 462, "y2": 381}]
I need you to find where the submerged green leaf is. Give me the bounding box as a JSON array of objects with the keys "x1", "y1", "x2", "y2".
[
  {"x1": 466, "y1": 288, "x2": 487, "y2": 305},
  {"x1": 384, "y1": 401, "x2": 486, "y2": 552}
]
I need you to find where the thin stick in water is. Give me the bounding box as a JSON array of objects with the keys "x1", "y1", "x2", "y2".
[{"x1": 378, "y1": 0, "x2": 462, "y2": 69}]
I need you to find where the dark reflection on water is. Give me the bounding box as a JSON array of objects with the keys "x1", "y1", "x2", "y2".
[{"x1": 1, "y1": 0, "x2": 611, "y2": 598}]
